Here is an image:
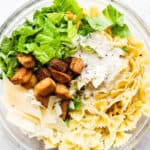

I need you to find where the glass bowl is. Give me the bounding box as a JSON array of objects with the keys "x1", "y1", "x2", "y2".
[{"x1": 0, "y1": 0, "x2": 150, "y2": 149}]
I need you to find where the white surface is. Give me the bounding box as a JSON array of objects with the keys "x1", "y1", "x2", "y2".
[{"x1": 0, "y1": 0, "x2": 150, "y2": 150}]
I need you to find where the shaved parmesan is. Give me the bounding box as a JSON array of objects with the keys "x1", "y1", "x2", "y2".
[{"x1": 55, "y1": 103, "x2": 62, "y2": 116}]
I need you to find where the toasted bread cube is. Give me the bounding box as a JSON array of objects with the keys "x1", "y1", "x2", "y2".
[
  {"x1": 70, "y1": 57, "x2": 84, "y2": 74},
  {"x1": 11, "y1": 67, "x2": 32, "y2": 84},
  {"x1": 22, "y1": 74, "x2": 37, "y2": 89},
  {"x1": 55, "y1": 84, "x2": 71, "y2": 100},
  {"x1": 36, "y1": 67, "x2": 51, "y2": 81},
  {"x1": 49, "y1": 67, "x2": 71, "y2": 84},
  {"x1": 34, "y1": 93, "x2": 49, "y2": 108},
  {"x1": 34, "y1": 77, "x2": 56, "y2": 97},
  {"x1": 22, "y1": 70, "x2": 32, "y2": 84},
  {"x1": 60, "y1": 100, "x2": 69, "y2": 120},
  {"x1": 50, "y1": 58, "x2": 68, "y2": 73},
  {"x1": 17, "y1": 54, "x2": 35, "y2": 69}
]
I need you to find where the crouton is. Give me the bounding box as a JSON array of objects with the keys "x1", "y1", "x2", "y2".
[
  {"x1": 50, "y1": 58, "x2": 68, "y2": 72},
  {"x1": 34, "y1": 93, "x2": 49, "y2": 107},
  {"x1": 70, "y1": 57, "x2": 84, "y2": 74},
  {"x1": 49, "y1": 67, "x2": 71, "y2": 84},
  {"x1": 36, "y1": 67, "x2": 51, "y2": 81},
  {"x1": 17, "y1": 54, "x2": 35, "y2": 69},
  {"x1": 11, "y1": 67, "x2": 32, "y2": 84},
  {"x1": 34, "y1": 77, "x2": 56, "y2": 97},
  {"x1": 60, "y1": 100, "x2": 69, "y2": 120},
  {"x1": 22, "y1": 74, "x2": 37, "y2": 89},
  {"x1": 64, "y1": 57, "x2": 72, "y2": 65},
  {"x1": 55, "y1": 84, "x2": 71, "y2": 100}
]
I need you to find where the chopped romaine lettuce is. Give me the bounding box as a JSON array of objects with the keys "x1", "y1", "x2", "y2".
[
  {"x1": 68, "y1": 21, "x2": 77, "y2": 39},
  {"x1": 86, "y1": 16, "x2": 112, "y2": 31},
  {"x1": 86, "y1": 4, "x2": 131, "y2": 38},
  {"x1": 0, "y1": 0, "x2": 131, "y2": 79},
  {"x1": 53, "y1": 0, "x2": 83, "y2": 18},
  {"x1": 111, "y1": 24, "x2": 131, "y2": 38},
  {"x1": 78, "y1": 18, "x2": 95, "y2": 36},
  {"x1": 0, "y1": 1, "x2": 80, "y2": 78},
  {"x1": 102, "y1": 4, "x2": 124, "y2": 26},
  {"x1": 47, "y1": 12, "x2": 65, "y2": 25}
]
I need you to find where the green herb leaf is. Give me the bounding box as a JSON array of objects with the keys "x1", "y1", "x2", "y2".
[
  {"x1": 64, "y1": 119, "x2": 70, "y2": 126},
  {"x1": 81, "y1": 46, "x2": 95, "y2": 54},
  {"x1": 122, "y1": 46, "x2": 129, "y2": 52},
  {"x1": 70, "y1": 97, "x2": 82, "y2": 111}
]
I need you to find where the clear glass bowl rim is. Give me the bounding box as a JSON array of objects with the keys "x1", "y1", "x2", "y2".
[{"x1": 0, "y1": 0, "x2": 150, "y2": 150}]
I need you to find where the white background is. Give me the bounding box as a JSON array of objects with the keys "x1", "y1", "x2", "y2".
[{"x1": 0, "y1": 0, "x2": 150, "y2": 150}]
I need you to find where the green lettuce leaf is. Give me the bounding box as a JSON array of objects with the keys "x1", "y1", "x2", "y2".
[
  {"x1": 6, "y1": 57, "x2": 18, "y2": 78},
  {"x1": 0, "y1": 37, "x2": 13, "y2": 54},
  {"x1": 78, "y1": 18, "x2": 94, "y2": 36},
  {"x1": 47, "y1": 12, "x2": 65, "y2": 25},
  {"x1": 111, "y1": 24, "x2": 131, "y2": 38},
  {"x1": 102, "y1": 4, "x2": 124, "y2": 26},
  {"x1": 12, "y1": 25, "x2": 42, "y2": 36},
  {"x1": 0, "y1": 57, "x2": 7, "y2": 73},
  {"x1": 85, "y1": 4, "x2": 131, "y2": 38},
  {"x1": 0, "y1": 36, "x2": 19, "y2": 78},
  {"x1": 53, "y1": 0, "x2": 83, "y2": 18},
  {"x1": 33, "y1": 45, "x2": 56, "y2": 65},
  {"x1": 86, "y1": 15, "x2": 112, "y2": 31},
  {"x1": 67, "y1": 20, "x2": 77, "y2": 39}
]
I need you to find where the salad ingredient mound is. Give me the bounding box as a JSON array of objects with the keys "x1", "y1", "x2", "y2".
[
  {"x1": 0, "y1": 0, "x2": 150, "y2": 150},
  {"x1": 0, "y1": 0, "x2": 130, "y2": 79}
]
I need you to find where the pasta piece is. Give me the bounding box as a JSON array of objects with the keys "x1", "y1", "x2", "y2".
[
  {"x1": 141, "y1": 100, "x2": 150, "y2": 116},
  {"x1": 94, "y1": 99, "x2": 108, "y2": 112},
  {"x1": 113, "y1": 36, "x2": 128, "y2": 48},
  {"x1": 94, "y1": 92, "x2": 109, "y2": 100},
  {"x1": 110, "y1": 89, "x2": 123, "y2": 98},
  {"x1": 108, "y1": 115, "x2": 125, "y2": 132},
  {"x1": 128, "y1": 36, "x2": 144, "y2": 49},
  {"x1": 113, "y1": 132, "x2": 132, "y2": 147},
  {"x1": 89, "y1": 6, "x2": 99, "y2": 17},
  {"x1": 70, "y1": 109, "x2": 85, "y2": 122},
  {"x1": 42, "y1": 137, "x2": 58, "y2": 150},
  {"x1": 94, "y1": 114, "x2": 110, "y2": 128}
]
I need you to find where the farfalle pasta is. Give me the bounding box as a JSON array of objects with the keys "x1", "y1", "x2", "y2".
[{"x1": 0, "y1": 1, "x2": 150, "y2": 150}]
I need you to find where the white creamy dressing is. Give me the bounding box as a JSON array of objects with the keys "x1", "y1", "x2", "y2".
[{"x1": 73, "y1": 32, "x2": 127, "y2": 89}]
